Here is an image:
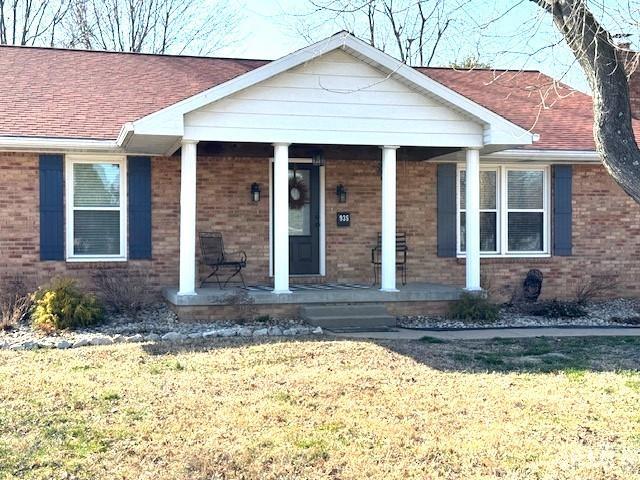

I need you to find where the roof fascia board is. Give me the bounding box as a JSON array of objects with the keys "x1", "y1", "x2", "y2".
[
  {"x1": 488, "y1": 149, "x2": 601, "y2": 163},
  {"x1": 0, "y1": 136, "x2": 122, "y2": 154}
]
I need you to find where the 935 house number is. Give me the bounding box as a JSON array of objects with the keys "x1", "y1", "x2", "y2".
[{"x1": 337, "y1": 212, "x2": 351, "y2": 227}]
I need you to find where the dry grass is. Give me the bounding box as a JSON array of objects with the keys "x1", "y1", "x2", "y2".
[{"x1": 0, "y1": 336, "x2": 639, "y2": 480}]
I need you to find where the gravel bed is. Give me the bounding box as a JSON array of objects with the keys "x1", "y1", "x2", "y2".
[
  {"x1": 399, "y1": 298, "x2": 640, "y2": 329},
  {"x1": 0, "y1": 302, "x2": 322, "y2": 351}
]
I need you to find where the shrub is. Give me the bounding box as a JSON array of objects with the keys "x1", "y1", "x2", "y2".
[
  {"x1": 31, "y1": 278, "x2": 104, "y2": 332},
  {"x1": 0, "y1": 277, "x2": 32, "y2": 330},
  {"x1": 525, "y1": 299, "x2": 586, "y2": 319},
  {"x1": 573, "y1": 276, "x2": 619, "y2": 305},
  {"x1": 93, "y1": 269, "x2": 154, "y2": 317},
  {"x1": 448, "y1": 292, "x2": 500, "y2": 324}
]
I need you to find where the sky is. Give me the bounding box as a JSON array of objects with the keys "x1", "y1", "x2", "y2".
[
  {"x1": 210, "y1": 1, "x2": 640, "y2": 93},
  {"x1": 213, "y1": 0, "x2": 597, "y2": 92}
]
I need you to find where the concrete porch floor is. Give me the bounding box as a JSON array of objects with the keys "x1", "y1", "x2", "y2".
[{"x1": 163, "y1": 282, "x2": 463, "y2": 306}]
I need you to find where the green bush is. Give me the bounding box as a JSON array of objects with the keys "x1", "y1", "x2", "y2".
[
  {"x1": 448, "y1": 292, "x2": 500, "y2": 324},
  {"x1": 31, "y1": 278, "x2": 104, "y2": 332}
]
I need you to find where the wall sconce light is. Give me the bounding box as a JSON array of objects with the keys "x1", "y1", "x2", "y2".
[
  {"x1": 312, "y1": 150, "x2": 325, "y2": 166},
  {"x1": 251, "y1": 183, "x2": 261, "y2": 202},
  {"x1": 336, "y1": 184, "x2": 347, "y2": 203}
]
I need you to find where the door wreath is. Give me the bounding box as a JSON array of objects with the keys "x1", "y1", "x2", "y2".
[{"x1": 289, "y1": 176, "x2": 308, "y2": 210}]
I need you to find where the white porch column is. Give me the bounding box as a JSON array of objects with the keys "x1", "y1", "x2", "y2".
[
  {"x1": 380, "y1": 145, "x2": 399, "y2": 292},
  {"x1": 178, "y1": 139, "x2": 199, "y2": 296},
  {"x1": 273, "y1": 143, "x2": 291, "y2": 294},
  {"x1": 465, "y1": 147, "x2": 481, "y2": 291}
]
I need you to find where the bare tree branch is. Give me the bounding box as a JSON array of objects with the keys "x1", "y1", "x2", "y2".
[{"x1": 533, "y1": 0, "x2": 640, "y2": 203}]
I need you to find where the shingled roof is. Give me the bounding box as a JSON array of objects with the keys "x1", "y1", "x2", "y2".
[{"x1": 0, "y1": 44, "x2": 632, "y2": 151}]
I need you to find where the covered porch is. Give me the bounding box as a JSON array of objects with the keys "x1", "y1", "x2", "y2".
[{"x1": 117, "y1": 32, "x2": 534, "y2": 315}]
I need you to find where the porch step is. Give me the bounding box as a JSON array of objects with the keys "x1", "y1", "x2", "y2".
[{"x1": 301, "y1": 303, "x2": 397, "y2": 330}]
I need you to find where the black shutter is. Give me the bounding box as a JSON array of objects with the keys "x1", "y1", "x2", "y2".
[
  {"x1": 128, "y1": 156, "x2": 152, "y2": 259},
  {"x1": 552, "y1": 164, "x2": 572, "y2": 256},
  {"x1": 39, "y1": 154, "x2": 64, "y2": 260},
  {"x1": 437, "y1": 163, "x2": 457, "y2": 257}
]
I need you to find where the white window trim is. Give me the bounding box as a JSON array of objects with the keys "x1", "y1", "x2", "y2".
[
  {"x1": 65, "y1": 154, "x2": 127, "y2": 262},
  {"x1": 456, "y1": 164, "x2": 551, "y2": 258}
]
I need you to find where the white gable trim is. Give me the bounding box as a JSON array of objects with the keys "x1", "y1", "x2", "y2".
[{"x1": 122, "y1": 32, "x2": 535, "y2": 149}]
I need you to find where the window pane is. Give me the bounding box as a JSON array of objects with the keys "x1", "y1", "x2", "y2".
[
  {"x1": 288, "y1": 169, "x2": 311, "y2": 235},
  {"x1": 460, "y1": 170, "x2": 496, "y2": 210},
  {"x1": 508, "y1": 170, "x2": 543, "y2": 209},
  {"x1": 74, "y1": 210, "x2": 120, "y2": 255},
  {"x1": 508, "y1": 212, "x2": 543, "y2": 251},
  {"x1": 74, "y1": 163, "x2": 120, "y2": 207},
  {"x1": 459, "y1": 212, "x2": 497, "y2": 252}
]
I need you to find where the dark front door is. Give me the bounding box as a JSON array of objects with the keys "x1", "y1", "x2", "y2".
[{"x1": 275, "y1": 163, "x2": 320, "y2": 275}]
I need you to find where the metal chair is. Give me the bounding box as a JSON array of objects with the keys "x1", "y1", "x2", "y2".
[
  {"x1": 199, "y1": 232, "x2": 247, "y2": 288},
  {"x1": 371, "y1": 232, "x2": 408, "y2": 286}
]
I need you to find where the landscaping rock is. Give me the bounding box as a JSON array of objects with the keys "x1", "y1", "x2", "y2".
[
  {"x1": 90, "y1": 337, "x2": 114, "y2": 346},
  {"x1": 312, "y1": 326, "x2": 323, "y2": 335},
  {"x1": 202, "y1": 330, "x2": 219, "y2": 339},
  {"x1": 282, "y1": 328, "x2": 297, "y2": 336},
  {"x1": 267, "y1": 326, "x2": 283, "y2": 336},
  {"x1": 253, "y1": 328, "x2": 268, "y2": 337},
  {"x1": 145, "y1": 333, "x2": 161, "y2": 342},
  {"x1": 113, "y1": 335, "x2": 127, "y2": 343},
  {"x1": 220, "y1": 328, "x2": 238, "y2": 337},
  {"x1": 238, "y1": 327, "x2": 253, "y2": 337},
  {"x1": 56, "y1": 340, "x2": 72, "y2": 349},
  {"x1": 72, "y1": 338, "x2": 91, "y2": 348},
  {"x1": 161, "y1": 332, "x2": 184, "y2": 342},
  {"x1": 126, "y1": 334, "x2": 145, "y2": 343}
]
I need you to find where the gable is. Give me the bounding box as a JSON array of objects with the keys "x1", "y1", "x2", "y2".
[
  {"x1": 124, "y1": 33, "x2": 534, "y2": 154},
  {"x1": 183, "y1": 49, "x2": 484, "y2": 147}
]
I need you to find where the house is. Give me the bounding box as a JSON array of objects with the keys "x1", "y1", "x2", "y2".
[{"x1": 1, "y1": 31, "x2": 639, "y2": 320}]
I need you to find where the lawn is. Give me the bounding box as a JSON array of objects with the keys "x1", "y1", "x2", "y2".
[{"x1": 1, "y1": 336, "x2": 639, "y2": 480}]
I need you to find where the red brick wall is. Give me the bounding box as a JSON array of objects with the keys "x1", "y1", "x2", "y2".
[{"x1": 2, "y1": 151, "x2": 640, "y2": 300}]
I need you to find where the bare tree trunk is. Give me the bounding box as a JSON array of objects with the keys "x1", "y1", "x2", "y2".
[{"x1": 534, "y1": 0, "x2": 640, "y2": 203}]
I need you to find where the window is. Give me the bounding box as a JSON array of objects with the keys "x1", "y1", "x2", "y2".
[
  {"x1": 459, "y1": 169, "x2": 499, "y2": 254},
  {"x1": 457, "y1": 165, "x2": 549, "y2": 256},
  {"x1": 66, "y1": 156, "x2": 126, "y2": 260}
]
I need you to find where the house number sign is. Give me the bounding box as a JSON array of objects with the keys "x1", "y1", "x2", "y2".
[{"x1": 337, "y1": 212, "x2": 351, "y2": 227}]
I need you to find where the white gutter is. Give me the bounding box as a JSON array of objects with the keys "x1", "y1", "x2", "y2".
[
  {"x1": 487, "y1": 149, "x2": 601, "y2": 163},
  {"x1": 0, "y1": 136, "x2": 122, "y2": 153},
  {"x1": 116, "y1": 122, "x2": 134, "y2": 149}
]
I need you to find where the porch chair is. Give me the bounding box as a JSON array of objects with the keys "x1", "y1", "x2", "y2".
[
  {"x1": 199, "y1": 232, "x2": 247, "y2": 288},
  {"x1": 371, "y1": 232, "x2": 408, "y2": 286}
]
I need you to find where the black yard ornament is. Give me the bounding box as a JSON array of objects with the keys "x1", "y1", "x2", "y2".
[{"x1": 522, "y1": 269, "x2": 543, "y2": 302}]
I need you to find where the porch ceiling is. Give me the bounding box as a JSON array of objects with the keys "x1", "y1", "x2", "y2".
[{"x1": 167, "y1": 142, "x2": 460, "y2": 161}]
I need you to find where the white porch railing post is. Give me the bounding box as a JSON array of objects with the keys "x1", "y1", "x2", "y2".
[
  {"x1": 380, "y1": 145, "x2": 399, "y2": 292},
  {"x1": 178, "y1": 139, "x2": 199, "y2": 296},
  {"x1": 273, "y1": 143, "x2": 291, "y2": 294},
  {"x1": 465, "y1": 147, "x2": 481, "y2": 291}
]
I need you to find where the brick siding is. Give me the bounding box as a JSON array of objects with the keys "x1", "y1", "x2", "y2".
[{"x1": 2, "y1": 150, "x2": 640, "y2": 301}]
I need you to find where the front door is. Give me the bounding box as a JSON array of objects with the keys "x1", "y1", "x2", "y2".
[{"x1": 282, "y1": 163, "x2": 320, "y2": 275}]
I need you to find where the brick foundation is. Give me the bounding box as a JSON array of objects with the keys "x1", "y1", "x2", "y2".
[{"x1": 2, "y1": 150, "x2": 640, "y2": 305}]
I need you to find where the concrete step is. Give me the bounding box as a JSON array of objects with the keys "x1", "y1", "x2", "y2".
[{"x1": 301, "y1": 303, "x2": 397, "y2": 330}]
